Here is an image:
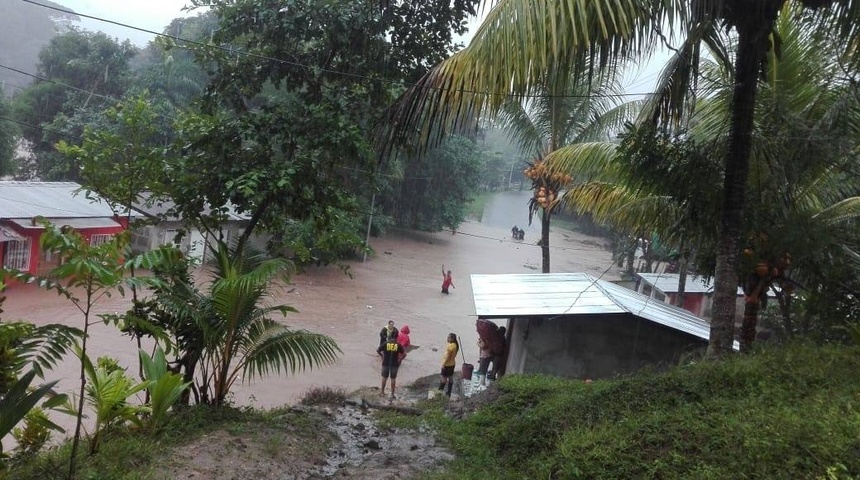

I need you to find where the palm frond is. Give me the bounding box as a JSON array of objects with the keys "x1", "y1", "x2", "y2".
[
  {"x1": 238, "y1": 320, "x2": 341, "y2": 380},
  {"x1": 572, "y1": 100, "x2": 644, "y2": 143},
  {"x1": 544, "y1": 141, "x2": 620, "y2": 181},
  {"x1": 10, "y1": 323, "x2": 83, "y2": 380},
  {"x1": 497, "y1": 97, "x2": 548, "y2": 158},
  {"x1": 378, "y1": 0, "x2": 680, "y2": 155},
  {"x1": 811, "y1": 197, "x2": 860, "y2": 225},
  {"x1": 562, "y1": 181, "x2": 680, "y2": 234}
]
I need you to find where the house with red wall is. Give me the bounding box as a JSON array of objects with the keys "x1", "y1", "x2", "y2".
[{"x1": 0, "y1": 182, "x2": 127, "y2": 279}]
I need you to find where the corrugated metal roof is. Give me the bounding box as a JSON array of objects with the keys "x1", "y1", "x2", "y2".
[
  {"x1": 0, "y1": 182, "x2": 116, "y2": 219},
  {"x1": 8, "y1": 218, "x2": 122, "y2": 230},
  {"x1": 472, "y1": 273, "x2": 739, "y2": 348},
  {"x1": 638, "y1": 272, "x2": 756, "y2": 297},
  {"x1": 637, "y1": 273, "x2": 714, "y2": 294},
  {"x1": 472, "y1": 273, "x2": 625, "y2": 317},
  {"x1": 132, "y1": 192, "x2": 250, "y2": 221}
]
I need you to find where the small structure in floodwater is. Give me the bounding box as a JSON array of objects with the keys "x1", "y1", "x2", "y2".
[{"x1": 469, "y1": 273, "x2": 736, "y2": 381}]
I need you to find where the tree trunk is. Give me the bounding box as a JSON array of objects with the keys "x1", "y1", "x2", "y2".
[
  {"x1": 675, "y1": 252, "x2": 688, "y2": 308},
  {"x1": 68, "y1": 291, "x2": 92, "y2": 480},
  {"x1": 777, "y1": 290, "x2": 793, "y2": 337},
  {"x1": 625, "y1": 240, "x2": 635, "y2": 278},
  {"x1": 540, "y1": 209, "x2": 550, "y2": 273},
  {"x1": 739, "y1": 299, "x2": 760, "y2": 352},
  {"x1": 708, "y1": 13, "x2": 779, "y2": 357}
]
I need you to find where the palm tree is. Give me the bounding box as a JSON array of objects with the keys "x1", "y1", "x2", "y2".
[
  {"x1": 549, "y1": 3, "x2": 860, "y2": 350},
  {"x1": 162, "y1": 241, "x2": 341, "y2": 407},
  {"x1": 497, "y1": 73, "x2": 637, "y2": 272},
  {"x1": 380, "y1": 0, "x2": 860, "y2": 356}
]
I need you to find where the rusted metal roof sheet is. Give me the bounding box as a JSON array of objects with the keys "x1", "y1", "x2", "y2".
[
  {"x1": 472, "y1": 273, "x2": 738, "y2": 348},
  {"x1": 0, "y1": 182, "x2": 115, "y2": 219}
]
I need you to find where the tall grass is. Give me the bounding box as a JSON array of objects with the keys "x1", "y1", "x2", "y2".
[{"x1": 419, "y1": 343, "x2": 860, "y2": 479}]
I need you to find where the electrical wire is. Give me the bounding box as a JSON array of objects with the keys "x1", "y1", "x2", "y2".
[
  {"x1": 21, "y1": 0, "x2": 667, "y2": 101},
  {"x1": 1, "y1": 113, "x2": 602, "y2": 255},
  {"x1": 0, "y1": 63, "x2": 116, "y2": 103}
]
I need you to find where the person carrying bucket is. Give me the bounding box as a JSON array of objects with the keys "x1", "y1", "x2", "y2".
[{"x1": 438, "y1": 332, "x2": 459, "y2": 397}]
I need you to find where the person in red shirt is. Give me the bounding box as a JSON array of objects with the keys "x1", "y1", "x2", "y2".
[
  {"x1": 397, "y1": 325, "x2": 411, "y2": 363},
  {"x1": 441, "y1": 265, "x2": 455, "y2": 294}
]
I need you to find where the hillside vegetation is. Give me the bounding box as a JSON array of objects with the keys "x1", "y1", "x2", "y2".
[
  {"x1": 414, "y1": 343, "x2": 860, "y2": 479},
  {"x1": 8, "y1": 343, "x2": 860, "y2": 479}
]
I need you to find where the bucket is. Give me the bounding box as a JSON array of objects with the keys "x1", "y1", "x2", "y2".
[{"x1": 461, "y1": 363, "x2": 474, "y2": 380}]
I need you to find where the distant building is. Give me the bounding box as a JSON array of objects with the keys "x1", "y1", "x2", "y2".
[
  {"x1": 471, "y1": 273, "x2": 737, "y2": 380},
  {"x1": 129, "y1": 193, "x2": 269, "y2": 263},
  {"x1": 634, "y1": 273, "x2": 729, "y2": 318}
]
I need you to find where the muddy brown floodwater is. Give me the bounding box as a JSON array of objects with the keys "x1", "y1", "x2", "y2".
[{"x1": 3, "y1": 219, "x2": 620, "y2": 432}]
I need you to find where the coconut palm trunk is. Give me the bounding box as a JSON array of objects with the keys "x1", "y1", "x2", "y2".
[
  {"x1": 708, "y1": 7, "x2": 781, "y2": 356},
  {"x1": 541, "y1": 209, "x2": 551, "y2": 273}
]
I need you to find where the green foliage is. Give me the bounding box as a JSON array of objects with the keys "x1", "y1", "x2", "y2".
[
  {"x1": 414, "y1": 343, "x2": 860, "y2": 480},
  {"x1": 11, "y1": 28, "x2": 137, "y2": 180},
  {"x1": 12, "y1": 408, "x2": 53, "y2": 457},
  {"x1": 199, "y1": 243, "x2": 340, "y2": 406},
  {"x1": 8, "y1": 405, "x2": 335, "y2": 480},
  {"x1": 33, "y1": 222, "x2": 174, "y2": 477},
  {"x1": 280, "y1": 204, "x2": 367, "y2": 268},
  {"x1": 299, "y1": 386, "x2": 347, "y2": 406},
  {"x1": 0, "y1": 322, "x2": 82, "y2": 388},
  {"x1": 0, "y1": 371, "x2": 65, "y2": 461},
  {"x1": 56, "y1": 94, "x2": 172, "y2": 212},
  {"x1": 151, "y1": 241, "x2": 341, "y2": 406},
  {"x1": 0, "y1": 98, "x2": 17, "y2": 177},
  {"x1": 82, "y1": 354, "x2": 149, "y2": 454},
  {"x1": 138, "y1": 347, "x2": 190, "y2": 431},
  {"x1": 382, "y1": 135, "x2": 485, "y2": 231}
]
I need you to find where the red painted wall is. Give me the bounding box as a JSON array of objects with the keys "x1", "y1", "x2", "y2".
[
  {"x1": 1, "y1": 221, "x2": 125, "y2": 286},
  {"x1": 666, "y1": 293, "x2": 706, "y2": 318}
]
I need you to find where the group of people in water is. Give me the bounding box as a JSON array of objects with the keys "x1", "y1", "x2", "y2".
[
  {"x1": 511, "y1": 225, "x2": 525, "y2": 241},
  {"x1": 377, "y1": 318, "x2": 508, "y2": 399},
  {"x1": 375, "y1": 263, "x2": 509, "y2": 400}
]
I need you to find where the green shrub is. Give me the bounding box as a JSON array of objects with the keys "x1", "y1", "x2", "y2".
[
  {"x1": 418, "y1": 343, "x2": 860, "y2": 479},
  {"x1": 12, "y1": 408, "x2": 52, "y2": 456},
  {"x1": 138, "y1": 347, "x2": 191, "y2": 431},
  {"x1": 300, "y1": 386, "x2": 347, "y2": 406}
]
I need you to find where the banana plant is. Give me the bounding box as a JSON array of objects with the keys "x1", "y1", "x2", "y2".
[
  {"x1": 138, "y1": 347, "x2": 190, "y2": 431},
  {"x1": 81, "y1": 353, "x2": 149, "y2": 454}
]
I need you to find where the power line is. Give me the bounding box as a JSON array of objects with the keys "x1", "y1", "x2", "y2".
[
  {"x1": 0, "y1": 63, "x2": 115, "y2": 103},
  {"x1": 21, "y1": 0, "x2": 663, "y2": 101}
]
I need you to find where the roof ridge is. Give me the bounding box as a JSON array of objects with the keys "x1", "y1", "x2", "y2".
[{"x1": 586, "y1": 275, "x2": 631, "y2": 314}]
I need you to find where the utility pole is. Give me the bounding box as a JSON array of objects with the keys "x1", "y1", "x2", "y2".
[{"x1": 362, "y1": 192, "x2": 375, "y2": 263}]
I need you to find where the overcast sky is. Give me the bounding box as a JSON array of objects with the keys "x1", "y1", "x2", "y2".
[
  {"x1": 54, "y1": 0, "x2": 666, "y2": 95},
  {"x1": 55, "y1": 0, "x2": 200, "y2": 46}
]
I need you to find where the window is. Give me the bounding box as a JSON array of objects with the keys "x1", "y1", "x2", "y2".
[
  {"x1": 3, "y1": 239, "x2": 31, "y2": 270},
  {"x1": 89, "y1": 234, "x2": 112, "y2": 246}
]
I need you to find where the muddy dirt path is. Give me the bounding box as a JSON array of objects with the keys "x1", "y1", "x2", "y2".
[{"x1": 3, "y1": 215, "x2": 620, "y2": 417}]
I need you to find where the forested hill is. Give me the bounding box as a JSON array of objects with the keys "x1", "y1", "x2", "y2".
[{"x1": 0, "y1": 0, "x2": 78, "y2": 96}]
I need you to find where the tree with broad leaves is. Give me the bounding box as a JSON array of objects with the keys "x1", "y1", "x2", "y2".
[
  {"x1": 12, "y1": 28, "x2": 137, "y2": 180},
  {"x1": 379, "y1": 0, "x2": 860, "y2": 356}
]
